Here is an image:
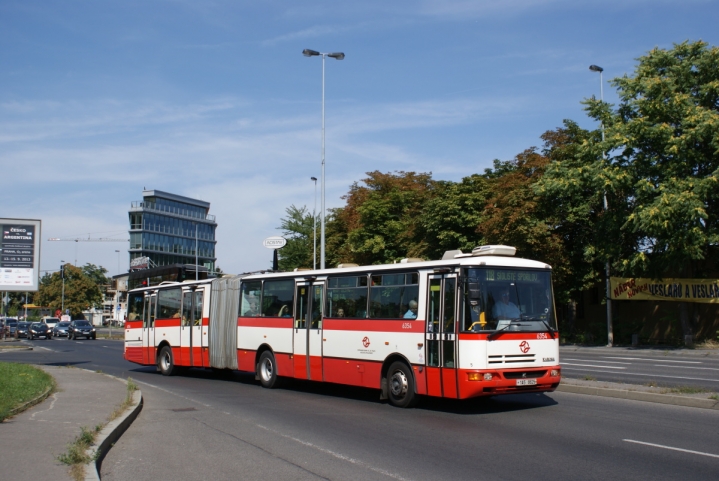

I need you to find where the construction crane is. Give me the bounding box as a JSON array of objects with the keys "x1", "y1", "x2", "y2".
[{"x1": 48, "y1": 235, "x2": 129, "y2": 266}]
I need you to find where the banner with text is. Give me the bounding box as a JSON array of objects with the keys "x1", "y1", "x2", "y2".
[{"x1": 611, "y1": 277, "x2": 719, "y2": 303}]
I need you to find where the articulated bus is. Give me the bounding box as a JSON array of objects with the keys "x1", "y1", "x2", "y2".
[{"x1": 124, "y1": 245, "x2": 561, "y2": 407}]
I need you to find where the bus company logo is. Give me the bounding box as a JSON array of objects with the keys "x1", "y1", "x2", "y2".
[
  {"x1": 519, "y1": 341, "x2": 530, "y2": 353},
  {"x1": 362, "y1": 336, "x2": 370, "y2": 348}
]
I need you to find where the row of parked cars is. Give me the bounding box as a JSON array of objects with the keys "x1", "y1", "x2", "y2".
[{"x1": 1, "y1": 318, "x2": 97, "y2": 340}]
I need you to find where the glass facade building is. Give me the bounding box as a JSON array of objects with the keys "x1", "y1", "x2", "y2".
[{"x1": 128, "y1": 190, "x2": 217, "y2": 272}]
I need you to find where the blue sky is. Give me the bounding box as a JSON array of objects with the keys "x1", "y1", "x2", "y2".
[{"x1": 2, "y1": 0, "x2": 717, "y2": 278}]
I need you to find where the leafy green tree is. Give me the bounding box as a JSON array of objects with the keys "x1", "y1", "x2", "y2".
[
  {"x1": 421, "y1": 175, "x2": 490, "y2": 259},
  {"x1": 336, "y1": 171, "x2": 436, "y2": 265},
  {"x1": 33, "y1": 264, "x2": 103, "y2": 318},
  {"x1": 277, "y1": 205, "x2": 316, "y2": 271},
  {"x1": 539, "y1": 41, "x2": 719, "y2": 338},
  {"x1": 82, "y1": 263, "x2": 110, "y2": 288}
]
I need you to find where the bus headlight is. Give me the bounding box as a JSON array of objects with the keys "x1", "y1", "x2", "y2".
[
  {"x1": 550, "y1": 369, "x2": 560, "y2": 377},
  {"x1": 484, "y1": 373, "x2": 493, "y2": 381}
]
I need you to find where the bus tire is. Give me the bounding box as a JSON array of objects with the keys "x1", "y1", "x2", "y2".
[
  {"x1": 158, "y1": 346, "x2": 176, "y2": 376},
  {"x1": 258, "y1": 351, "x2": 280, "y2": 389},
  {"x1": 387, "y1": 361, "x2": 417, "y2": 408}
]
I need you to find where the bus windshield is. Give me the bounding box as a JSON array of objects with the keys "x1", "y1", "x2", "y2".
[{"x1": 462, "y1": 268, "x2": 557, "y2": 332}]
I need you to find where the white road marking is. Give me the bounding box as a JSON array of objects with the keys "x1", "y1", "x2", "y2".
[
  {"x1": 134, "y1": 379, "x2": 212, "y2": 407},
  {"x1": 653, "y1": 365, "x2": 719, "y2": 371},
  {"x1": 563, "y1": 367, "x2": 719, "y2": 382},
  {"x1": 563, "y1": 358, "x2": 631, "y2": 365},
  {"x1": 561, "y1": 363, "x2": 626, "y2": 369},
  {"x1": 623, "y1": 439, "x2": 719, "y2": 459},
  {"x1": 604, "y1": 357, "x2": 701, "y2": 364},
  {"x1": 257, "y1": 424, "x2": 413, "y2": 481}
]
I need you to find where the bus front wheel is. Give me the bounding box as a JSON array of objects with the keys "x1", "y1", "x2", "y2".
[{"x1": 387, "y1": 361, "x2": 417, "y2": 408}]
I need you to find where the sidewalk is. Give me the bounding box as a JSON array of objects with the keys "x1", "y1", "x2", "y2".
[{"x1": 0, "y1": 366, "x2": 129, "y2": 480}]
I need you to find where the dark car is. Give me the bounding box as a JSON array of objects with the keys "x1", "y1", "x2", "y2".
[
  {"x1": 6, "y1": 321, "x2": 18, "y2": 337},
  {"x1": 68, "y1": 320, "x2": 96, "y2": 340},
  {"x1": 52, "y1": 321, "x2": 71, "y2": 338},
  {"x1": 15, "y1": 322, "x2": 31, "y2": 339},
  {"x1": 28, "y1": 322, "x2": 53, "y2": 340}
]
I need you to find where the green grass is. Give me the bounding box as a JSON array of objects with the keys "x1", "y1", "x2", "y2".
[
  {"x1": 0, "y1": 362, "x2": 55, "y2": 421},
  {"x1": 57, "y1": 425, "x2": 102, "y2": 481},
  {"x1": 668, "y1": 386, "x2": 708, "y2": 395}
]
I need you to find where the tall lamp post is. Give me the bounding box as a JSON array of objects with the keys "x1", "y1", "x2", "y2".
[
  {"x1": 303, "y1": 48, "x2": 345, "y2": 269},
  {"x1": 195, "y1": 223, "x2": 199, "y2": 281},
  {"x1": 590, "y1": 64, "x2": 613, "y2": 347},
  {"x1": 311, "y1": 176, "x2": 318, "y2": 270},
  {"x1": 60, "y1": 261, "x2": 66, "y2": 316},
  {"x1": 115, "y1": 249, "x2": 121, "y2": 275}
]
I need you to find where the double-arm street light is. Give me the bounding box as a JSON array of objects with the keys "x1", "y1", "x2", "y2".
[
  {"x1": 303, "y1": 48, "x2": 345, "y2": 270},
  {"x1": 589, "y1": 64, "x2": 613, "y2": 347},
  {"x1": 311, "y1": 176, "x2": 318, "y2": 270}
]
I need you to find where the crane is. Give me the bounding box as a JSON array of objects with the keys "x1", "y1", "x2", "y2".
[{"x1": 48, "y1": 235, "x2": 129, "y2": 266}]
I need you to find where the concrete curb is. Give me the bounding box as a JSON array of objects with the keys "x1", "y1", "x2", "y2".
[
  {"x1": 83, "y1": 387, "x2": 143, "y2": 481},
  {"x1": 556, "y1": 383, "x2": 719, "y2": 410}
]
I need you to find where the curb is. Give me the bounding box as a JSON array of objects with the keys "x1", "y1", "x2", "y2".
[
  {"x1": 83, "y1": 388, "x2": 143, "y2": 481},
  {"x1": 556, "y1": 383, "x2": 719, "y2": 410}
]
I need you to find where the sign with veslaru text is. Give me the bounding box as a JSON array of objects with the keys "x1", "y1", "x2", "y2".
[{"x1": 611, "y1": 277, "x2": 719, "y2": 304}]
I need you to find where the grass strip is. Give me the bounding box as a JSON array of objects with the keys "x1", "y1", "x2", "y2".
[{"x1": 0, "y1": 362, "x2": 55, "y2": 422}]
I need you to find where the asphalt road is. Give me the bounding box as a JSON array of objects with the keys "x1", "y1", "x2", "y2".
[
  {"x1": 559, "y1": 346, "x2": 719, "y2": 391},
  {"x1": 3, "y1": 339, "x2": 719, "y2": 480}
]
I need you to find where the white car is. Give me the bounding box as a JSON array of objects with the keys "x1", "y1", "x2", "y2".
[{"x1": 42, "y1": 317, "x2": 60, "y2": 330}]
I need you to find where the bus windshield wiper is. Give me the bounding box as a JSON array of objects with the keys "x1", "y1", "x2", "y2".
[
  {"x1": 519, "y1": 315, "x2": 556, "y2": 339},
  {"x1": 487, "y1": 321, "x2": 520, "y2": 340}
]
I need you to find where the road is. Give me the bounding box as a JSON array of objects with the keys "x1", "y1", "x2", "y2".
[
  {"x1": 559, "y1": 346, "x2": 719, "y2": 391},
  {"x1": 3, "y1": 339, "x2": 719, "y2": 480}
]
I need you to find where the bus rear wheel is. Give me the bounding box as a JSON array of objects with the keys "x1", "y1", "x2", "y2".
[
  {"x1": 258, "y1": 351, "x2": 281, "y2": 389},
  {"x1": 387, "y1": 361, "x2": 417, "y2": 408},
  {"x1": 158, "y1": 346, "x2": 176, "y2": 376}
]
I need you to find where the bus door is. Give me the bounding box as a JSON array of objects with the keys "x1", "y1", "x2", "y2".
[
  {"x1": 426, "y1": 274, "x2": 458, "y2": 398},
  {"x1": 180, "y1": 289, "x2": 202, "y2": 367},
  {"x1": 293, "y1": 282, "x2": 324, "y2": 380},
  {"x1": 142, "y1": 293, "x2": 156, "y2": 365}
]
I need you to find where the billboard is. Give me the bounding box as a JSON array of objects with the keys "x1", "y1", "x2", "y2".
[
  {"x1": 0, "y1": 218, "x2": 41, "y2": 292},
  {"x1": 611, "y1": 277, "x2": 719, "y2": 304}
]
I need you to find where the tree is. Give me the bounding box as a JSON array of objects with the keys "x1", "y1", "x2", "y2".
[
  {"x1": 277, "y1": 205, "x2": 316, "y2": 271},
  {"x1": 335, "y1": 171, "x2": 437, "y2": 265},
  {"x1": 421, "y1": 175, "x2": 490, "y2": 259},
  {"x1": 82, "y1": 263, "x2": 110, "y2": 288},
  {"x1": 33, "y1": 264, "x2": 103, "y2": 318},
  {"x1": 539, "y1": 41, "x2": 719, "y2": 338}
]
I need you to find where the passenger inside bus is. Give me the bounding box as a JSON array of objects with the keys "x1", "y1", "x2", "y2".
[
  {"x1": 403, "y1": 300, "x2": 418, "y2": 319},
  {"x1": 243, "y1": 299, "x2": 260, "y2": 317}
]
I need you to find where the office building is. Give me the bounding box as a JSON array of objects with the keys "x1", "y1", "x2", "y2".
[{"x1": 128, "y1": 189, "x2": 217, "y2": 272}]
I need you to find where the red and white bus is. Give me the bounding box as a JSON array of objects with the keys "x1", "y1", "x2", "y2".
[{"x1": 124, "y1": 245, "x2": 561, "y2": 407}]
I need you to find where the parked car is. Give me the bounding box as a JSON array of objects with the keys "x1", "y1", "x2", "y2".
[
  {"x1": 15, "y1": 322, "x2": 31, "y2": 339},
  {"x1": 28, "y1": 322, "x2": 52, "y2": 340},
  {"x1": 6, "y1": 320, "x2": 18, "y2": 337},
  {"x1": 68, "y1": 320, "x2": 96, "y2": 340},
  {"x1": 52, "y1": 321, "x2": 71, "y2": 338}
]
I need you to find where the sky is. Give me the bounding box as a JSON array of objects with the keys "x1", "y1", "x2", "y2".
[{"x1": 2, "y1": 0, "x2": 717, "y2": 279}]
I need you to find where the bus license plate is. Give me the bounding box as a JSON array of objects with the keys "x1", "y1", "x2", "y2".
[{"x1": 516, "y1": 379, "x2": 537, "y2": 386}]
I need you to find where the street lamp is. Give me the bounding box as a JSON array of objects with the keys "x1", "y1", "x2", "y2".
[
  {"x1": 303, "y1": 48, "x2": 345, "y2": 269},
  {"x1": 590, "y1": 63, "x2": 613, "y2": 347},
  {"x1": 311, "y1": 176, "x2": 318, "y2": 270},
  {"x1": 115, "y1": 250, "x2": 121, "y2": 275},
  {"x1": 61, "y1": 261, "x2": 66, "y2": 316},
  {"x1": 195, "y1": 223, "x2": 199, "y2": 281}
]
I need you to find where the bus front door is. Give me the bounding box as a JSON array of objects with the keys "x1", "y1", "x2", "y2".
[
  {"x1": 142, "y1": 294, "x2": 156, "y2": 365},
  {"x1": 426, "y1": 274, "x2": 458, "y2": 398},
  {"x1": 293, "y1": 282, "x2": 324, "y2": 380}
]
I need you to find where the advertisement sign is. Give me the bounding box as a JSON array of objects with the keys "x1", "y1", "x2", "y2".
[
  {"x1": 0, "y1": 218, "x2": 41, "y2": 292},
  {"x1": 611, "y1": 277, "x2": 719, "y2": 304},
  {"x1": 262, "y1": 236, "x2": 286, "y2": 249}
]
